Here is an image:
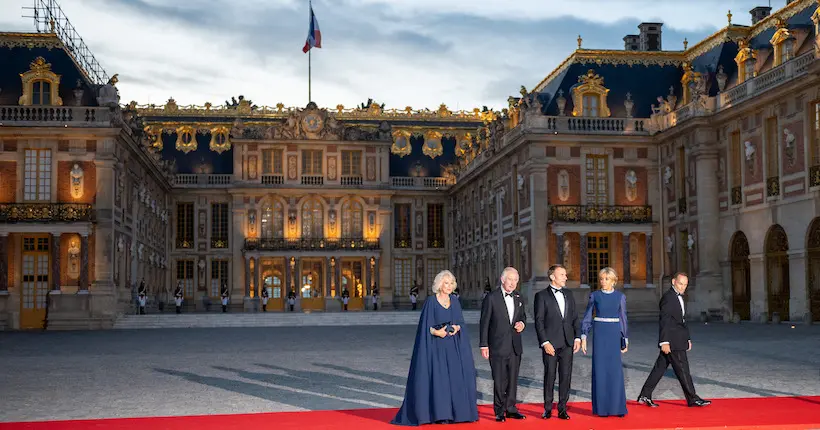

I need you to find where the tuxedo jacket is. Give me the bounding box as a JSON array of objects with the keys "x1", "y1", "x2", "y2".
[
  {"x1": 534, "y1": 286, "x2": 580, "y2": 349},
  {"x1": 479, "y1": 287, "x2": 526, "y2": 357},
  {"x1": 658, "y1": 287, "x2": 690, "y2": 351}
]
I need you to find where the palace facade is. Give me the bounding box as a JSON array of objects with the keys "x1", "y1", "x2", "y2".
[{"x1": 2, "y1": 0, "x2": 820, "y2": 329}]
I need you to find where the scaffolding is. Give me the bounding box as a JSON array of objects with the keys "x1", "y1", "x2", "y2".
[{"x1": 23, "y1": 0, "x2": 110, "y2": 86}]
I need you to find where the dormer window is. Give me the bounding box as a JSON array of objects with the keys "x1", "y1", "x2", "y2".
[
  {"x1": 770, "y1": 18, "x2": 794, "y2": 68},
  {"x1": 18, "y1": 57, "x2": 63, "y2": 106},
  {"x1": 734, "y1": 39, "x2": 756, "y2": 84},
  {"x1": 571, "y1": 70, "x2": 611, "y2": 118}
]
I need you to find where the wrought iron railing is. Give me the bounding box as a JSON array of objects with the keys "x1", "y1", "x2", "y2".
[
  {"x1": 766, "y1": 176, "x2": 780, "y2": 197},
  {"x1": 176, "y1": 238, "x2": 193, "y2": 249},
  {"x1": 244, "y1": 237, "x2": 380, "y2": 251},
  {"x1": 211, "y1": 238, "x2": 228, "y2": 249},
  {"x1": 394, "y1": 237, "x2": 412, "y2": 248},
  {"x1": 549, "y1": 205, "x2": 652, "y2": 223},
  {"x1": 0, "y1": 203, "x2": 93, "y2": 223}
]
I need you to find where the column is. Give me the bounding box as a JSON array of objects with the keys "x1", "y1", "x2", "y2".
[
  {"x1": 556, "y1": 233, "x2": 565, "y2": 268},
  {"x1": 326, "y1": 256, "x2": 334, "y2": 297},
  {"x1": 50, "y1": 233, "x2": 61, "y2": 292},
  {"x1": 0, "y1": 234, "x2": 8, "y2": 293},
  {"x1": 580, "y1": 233, "x2": 588, "y2": 287},
  {"x1": 787, "y1": 250, "x2": 808, "y2": 322},
  {"x1": 748, "y1": 254, "x2": 766, "y2": 322},
  {"x1": 79, "y1": 233, "x2": 89, "y2": 293},
  {"x1": 622, "y1": 233, "x2": 632, "y2": 288},
  {"x1": 692, "y1": 130, "x2": 721, "y2": 275},
  {"x1": 645, "y1": 233, "x2": 654, "y2": 287},
  {"x1": 244, "y1": 255, "x2": 251, "y2": 297}
]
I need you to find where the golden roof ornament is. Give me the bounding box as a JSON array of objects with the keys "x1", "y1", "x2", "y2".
[
  {"x1": 29, "y1": 56, "x2": 52, "y2": 73},
  {"x1": 727, "y1": 10, "x2": 732, "y2": 25},
  {"x1": 683, "y1": 38, "x2": 688, "y2": 50},
  {"x1": 577, "y1": 34, "x2": 583, "y2": 49}
]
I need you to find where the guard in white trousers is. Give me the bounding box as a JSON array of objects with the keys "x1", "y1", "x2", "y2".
[
  {"x1": 137, "y1": 280, "x2": 147, "y2": 315},
  {"x1": 410, "y1": 290, "x2": 417, "y2": 310},
  {"x1": 341, "y1": 288, "x2": 350, "y2": 311},
  {"x1": 174, "y1": 282, "x2": 184, "y2": 314},
  {"x1": 220, "y1": 284, "x2": 229, "y2": 313},
  {"x1": 261, "y1": 287, "x2": 269, "y2": 312},
  {"x1": 371, "y1": 285, "x2": 380, "y2": 311},
  {"x1": 287, "y1": 289, "x2": 296, "y2": 312}
]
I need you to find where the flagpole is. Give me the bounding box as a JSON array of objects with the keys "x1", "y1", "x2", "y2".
[{"x1": 308, "y1": 0, "x2": 312, "y2": 103}]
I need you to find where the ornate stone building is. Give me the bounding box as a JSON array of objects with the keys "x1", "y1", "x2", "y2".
[{"x1": 2, "y1": 0, "x2": 820, "y2": 329}]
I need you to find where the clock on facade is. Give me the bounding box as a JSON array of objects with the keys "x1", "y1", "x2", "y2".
[{"x1": 302, "y1": 113, "x2": 324, "y2": 133}]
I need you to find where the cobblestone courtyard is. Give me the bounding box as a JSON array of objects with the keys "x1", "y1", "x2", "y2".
[{"x1": 1, "y1": 322, "x2": 818, "y2": 422}]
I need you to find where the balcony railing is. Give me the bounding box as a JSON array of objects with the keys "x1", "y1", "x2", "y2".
[
  {"x1": 394, "y1": 237, "x2": 412, "y2": 248},
  {"x1": 525, "y1": 115, "x2": 649, "y2": 135},
  {"x1": 0, "y1": 106, "x2": 111, "y2": 127},
  {"x1": 211, "y1": 238, "x2": 228, "y2": 249},
  {"x1": 261, "y1": 174, "x2": 284, "y2": 185},
  {"x1": 549, "y1": 205, "x2": 652, "y2": 223},
  {"x1": 174, "y1": 174, "x2": 233, "y2": 187},
  {"x1": 244, "y1": 237, "x2": 380, "y2": 251},
  {"x1": 0, "y1": 203, "x2": 94, "y2": 223},
  {"x1": 341, "y1": 175, "x2": 363, "y2": 186},
  {"x1": 391, "y1": 176, "x2": 452, "y2": 190},
  {"x1": 301, "y1": 175, "x2": 324, "y2": 185}
]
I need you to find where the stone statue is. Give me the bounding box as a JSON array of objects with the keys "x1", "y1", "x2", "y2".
[
  {"x1": 687, "y1": 231, "x2": 696, "y2": 251},
  {"x1": 70, "y1": 163, "x2": 84, "y2": 199},
  {"x1": 96, "y1": 74, "x2": 120, "y2": 108},
  {"x1": 744, "y1": 141, "x2": 755, "y2": 161},
  {"x1": 665, "y1": 236, "x2": 673, "y2": 253},
  {"x1": 784, "y1": 128, "x2": 796, "y2": 166},
  {"x1": 625, "y1": 169, "x2": 638, "y2": 202},
  {"x1": 67, "y1": 238, "x2": 81, "y2": 280},
  {"x1": 663, "y1": 166, "x2": 673, "y2": 185},
  {"x1": 557, "y1": 169, "x2": 570, "y2": 202}
]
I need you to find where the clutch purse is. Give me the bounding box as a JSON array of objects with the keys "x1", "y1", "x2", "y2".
[{"x1": 433, "y1": 322, "x2": 455, "y2": 333}]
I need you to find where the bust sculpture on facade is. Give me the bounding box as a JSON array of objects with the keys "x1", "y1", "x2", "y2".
[
  {"x1": 70, "y1": 163, "x2": 84, "y2": 199},
  {"x1": 663, "y1": 166, "x2": 673, "y2": 185},
  {"x1": 625, "y1": 169, "x2": 638, "y2": 202}
]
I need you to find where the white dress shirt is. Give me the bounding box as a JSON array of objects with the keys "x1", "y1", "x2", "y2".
[
  {"x1": 660, "y1": 288, "x2": 688, "y2": 347},
  {"x1": 541, "y1": 285, "x2": 580, "y2": 348},
  {"x1": 503, "y1": 290, "x2": 515, "y2": 325}
]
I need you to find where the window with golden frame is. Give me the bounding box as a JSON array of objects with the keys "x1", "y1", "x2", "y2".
[
  {"x1": 176, "y1": 202, "x2": 194, "y2": 248},
  {"x1": 262, "y1": 149, "x2": 284, "y2": 175},
  {"x1": 23, "y1": 149, "x2": 51, "y2": 202},
  {"x1": 210, "y1": 260, "x2": 228, "y2": 297},
  {"x1": 585, "y1": 154, "x2": 608, "y2": 205},
  {"x1": 341, "y1": 150, "x2": 362, "y2": 176},
  {"x1": 211, "y1": 203, "x2": 229, "y2": 248},
  {"x1": 302, "y1": 150, "x2": 322, "y2": 175},
  {"x1": 427, "y1": 203, "x2": 444, "y2": 248}
]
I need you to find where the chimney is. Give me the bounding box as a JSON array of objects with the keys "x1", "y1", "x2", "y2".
[
  {"x1": 638, "y1": 22, "x2": 663, "y2": 51},
  {"x1": 750, "y1": 6, "x2": 772, "y2": 24},
  {"x1": 623, "y1": 35, "x2": 640, "y2": 51}
]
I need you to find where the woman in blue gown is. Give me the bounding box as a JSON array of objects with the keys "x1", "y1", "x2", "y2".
[
  {"x1": 581, "y1": 267, "x2": 629, "y2": 417},
  {"x1": 391, "y1": 270, "x2": 479, "y2": 426}
]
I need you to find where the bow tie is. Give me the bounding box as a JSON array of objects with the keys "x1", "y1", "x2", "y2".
[
  {"x1": 504, "y1": 292, "x2": 514, "y2": 298},
  {"x1": 551, "y1": 287, "x2": 563, "y2": 294}
]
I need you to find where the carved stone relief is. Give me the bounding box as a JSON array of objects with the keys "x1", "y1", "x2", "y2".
[
  {"x1": 557, "y1": 169, "x2": 570, "y2": 202},
  {"x1": 366, "y1": 157, "x2": 376, "y2": 181},
  {"x1": 625, "y1": 169, "x2": 638, "y2": 202},
  {"x1": 783, "y1": 128, "x2": 796, "y2": 167},
  {"x1": 287, "y1": 155, "x2": 298, "y2": 180},
  {"x1": 328, "y1": 156, "x2": 337, "y2": 180},
  {"x1": 67, "y1": 237, "x2": 80, "y2": 280},
  {"x1": 248, "y1": 155, "x2": 258, "y2": 180},
  {"x1": 744, "y1": 140, "x2": 756, "y2": 174},
  {"x1": 70, "y1": 163, "x2": 84, "y2": 199}
]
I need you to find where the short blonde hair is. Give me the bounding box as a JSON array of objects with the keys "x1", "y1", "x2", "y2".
[
  {"x1": 598, "y1": 267, "x2": 619, "y2": 285},
  {"x1": 432, "y1": 270, "x2": 457, "y2": 294}
]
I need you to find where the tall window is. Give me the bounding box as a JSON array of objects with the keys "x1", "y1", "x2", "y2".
[
  {"x1": 262, "y1": 149, "x2": 283, "y2": 174},
  {"x1": 585, "y1": 154, "x2": 608, "y2": 205},
  {"x1": 582, "y1": 94, "x2": 599, "y2": 117},
  {"x1": 176, "y1": 260, "x2": 195, "y2": 298},
  {"x1": 301, "y1": 199, "x2": 323, "y2": 238},
  {"x1": 427, "y1": 203, "x2": 444, "y2": 248},
  {"x1": 24, "y1": 149, "x2": 51, "y2": 201},
  {"x1": 587, "y1": 233, "x2": 610, "y2": 288},
  {"x1": 341, "y1": 151, "x2": 362, "y2": 176},
  {"x1": 394, "y1": 203, "x2": 411, "y2": 248},
  {"x1": 766, "y1": 117, "x2": 779, "y2": 179},
  {"x1": 176, "y1": 202, "x2": 194, "y2": 248},
  {"x1": 211, "y1": 203, "x2": 229, "y2": 248},
  {"x1": 342, "y1": 200, "x2": 363, "y2": 238},
  {"x1": 426, "y1": 258, "x2": 446, "y2": 290},
  {"x1": 210, "y1": 260, "x2": 228, "y2": 297},
  {"x1": 731, "y1": 131, "x2": 742, "y2": 186},
  {"x1": 261, "y1": 200, "x2": 284, "y2": 238},
  {"x1": 302, "y1": 150, "x2": 322, "y2": 175},
  {"x1": 394, "y1": 258, "x2": 412, "y2": 296},
  {"x1": 31, "y1": 80, "x2": 51, "y2": 105}
]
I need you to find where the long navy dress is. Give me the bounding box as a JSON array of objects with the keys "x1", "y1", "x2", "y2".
[
  {"x1": 391, "y1": 295, "x2": 479, "y2": 426},
  {"x1": 581, "y1": 289, "x2": 629, "y2": 417}
]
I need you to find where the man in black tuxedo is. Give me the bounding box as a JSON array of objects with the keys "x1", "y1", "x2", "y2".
[
  {"x1": 638, "y1": 272, "x2": 711, "y2": 408},
  {"x1": 534, "y1": 264, "x2": 580, "y2": 420},
  {"x1": 479, "y1": 267, "x2": 527, "y2": 422}
]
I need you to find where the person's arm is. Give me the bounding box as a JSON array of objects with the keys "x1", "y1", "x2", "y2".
[
  {"x1": 619, "y1": 293, "x2": 629, "y2": 350},
  {"x1": 580, "y1": 293, "x2": 594, "y2": 340},
  {"x1": 534, "y1": 292, "x2": 548, "y2": 347},
  {"x1": 479, "y1": 293, "x2": 492, "y2": 348}
]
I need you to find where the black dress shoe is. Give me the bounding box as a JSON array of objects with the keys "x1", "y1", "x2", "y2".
[
  {"x1": 557, "y1": 411, "x2": 570, "y2": 420},
  {"x1": 637, "y1": 396, "x2": 659, "y2": 407},
  {"x1": 541, "y1": 411, "x2": 552, "y2": 419},
  {"x1": 495, "y1": 414, "x2": 506, "y2": 422},
  {"x1": 505, "y1": 411, "x2": 526, "y2": 420},
  {"x1": 689, "y1": 399, "x2": 711, "y2": 407}
]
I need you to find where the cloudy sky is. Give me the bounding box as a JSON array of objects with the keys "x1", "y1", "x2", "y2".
[{"x1": 1, "y1": 0, "x2": 778, "y2": 111}]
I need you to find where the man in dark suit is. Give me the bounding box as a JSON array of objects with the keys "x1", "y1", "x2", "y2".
[
  {"x1": 638, "y1": 272, "x2": 711, "y2": 408},
  {"x1": 534, "y1": 264, "x2": 580, "y2": 420},
  {"x1": 479, "y1": 267, "x2": 527, "y2": 422}
]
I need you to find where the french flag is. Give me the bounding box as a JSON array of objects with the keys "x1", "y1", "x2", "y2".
[{"x1": 302, "y1": 5, "x2": 322, "y2": 53}]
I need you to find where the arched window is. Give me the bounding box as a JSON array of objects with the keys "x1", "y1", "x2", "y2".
[
  {"x1": 582, "y1": 93, "x2": 598, "y2": 117},
  {"x1": 18, "y1": 57, "x2": 63, "y2": 106},
  {"x1": 301, "y1": 199, "x2": 324, "y2": 238},
  {"x1": 342, "y1": 200, "x2": 363, "y2": 238},
  {"x1": 261, "y1": 200, "x2": 285, "y2": 238},
  {"x1": 31, "y1": 80, "x2": 52, "y2": 105},
  {"x1": 261, "y1": 204, "x2": 272, "y2": 237},
  {"x1": 571, "y1": 70, "x2": 610, "y2": 118}
]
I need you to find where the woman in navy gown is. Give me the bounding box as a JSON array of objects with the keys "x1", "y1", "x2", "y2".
[
  {"x1": 391, "y1": 270, "x2": 479, "y2": 426},
  {"x1": 581, "y1": 267, "x2": 629, "y2": 417}
]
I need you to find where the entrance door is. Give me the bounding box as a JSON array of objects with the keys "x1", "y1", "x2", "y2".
[
  {"x1": 261, "y1": 257, "x2": 286, "y2": 311},
  {"x1": 20, "y1": 235, "x2": 50, "y2": 329},
  {"x1": 765, "y1": 225, "x2": 790, "y2": 320},
  {"x1": 587, "y1": 233, "x2": 610, "y2": 289},
  {"x1": 730, "y1": 232, "x2": 751, "y2": 320},
  {"x1": 300, "y1": 259, "x2": 325, "y2": 311},
  {"x1": 341, "y1": 258, "x2": 365, "y2": 310},
  {"x1": 806, "y1": 218, "x2": 820, "y2": 322}
]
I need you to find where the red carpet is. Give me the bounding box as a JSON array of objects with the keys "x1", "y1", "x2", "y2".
[{"x1": 1, "y1": 396, "x2": 818, "y2": 430}]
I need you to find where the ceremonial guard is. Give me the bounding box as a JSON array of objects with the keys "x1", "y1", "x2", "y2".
[
  {"x1": 261, "y1": 286, "x2": 269, "y2": 312},
  {"x1": 410, "y1": 282, "x2": 419, "y2": 310},
  {"x1": 287, "y1": 289, "x2": 296, "y2": 312},
  {"x1": 372, "y1": 285, "x2": 380, "y2": 311},
  {"x1": 220, "y1": 284, "x2": 230, "y2": 313},
  {"x1": 341, "y1": 288, "x2": 350, "y2": 311},
  {"x1": 173, "y1": 282, "x2": 184, "y2": 314},
  {"x1": 137, "y1": 280, "x2": 147, "y2": 315}
]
